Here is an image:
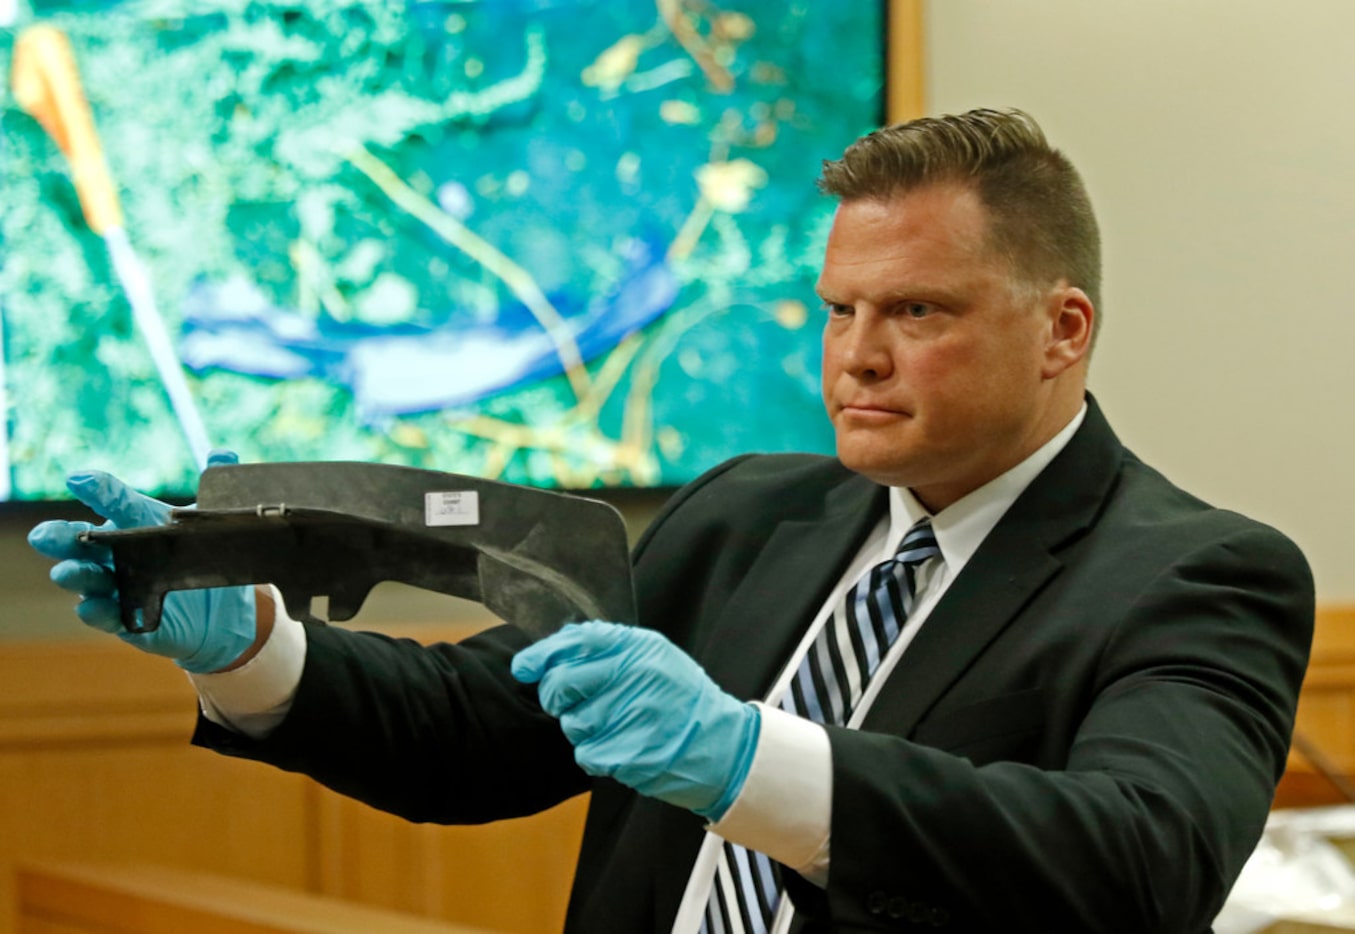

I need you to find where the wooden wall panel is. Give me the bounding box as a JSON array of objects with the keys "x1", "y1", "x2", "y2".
[
  {"x1": 15, "y1": 861, "x2": 491, "y2": 934},
  {"x1": 0, "y1": 627, "x2": 584, "y2": 934},
  {"x1": 313, "y1": 790, "x2": 587, "y2": 932},
  {"x1": 888, "y1": 0, "x2": 926, "y2": 122},
  {"x1": 1277, "y1": 606, "x2": 1355, "y2": 808},
  {"x1": 0, "y1": 641, "x2": 316, "y2": 934}
]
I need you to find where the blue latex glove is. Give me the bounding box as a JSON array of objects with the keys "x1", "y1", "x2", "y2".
[
  {"x1": 512, "y1": 621, "x2": 760, "y2": 821},
  {"x1": 27, "y1": 450, "x2": 257, "y2": 673}
]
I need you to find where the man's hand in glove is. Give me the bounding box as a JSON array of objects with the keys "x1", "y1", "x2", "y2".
[
  {"x1": 28, "y1": 450, "x2": 261, "y2": 673},
  {"x1": 512, "y1": 621, "x2": 759, "y2": 821}
]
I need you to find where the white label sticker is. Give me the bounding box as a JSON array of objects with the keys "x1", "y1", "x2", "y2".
[{"x1": 425, "y1": 490, "x2": 480, "y2": 527}]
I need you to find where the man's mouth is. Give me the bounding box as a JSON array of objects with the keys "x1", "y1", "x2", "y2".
[{"x1": 838, "y1": 403, "x2": 908, "y2": 421}]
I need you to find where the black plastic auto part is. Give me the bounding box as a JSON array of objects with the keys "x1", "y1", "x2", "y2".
[{"x1": 82, "y1": 462, "x2": 636, "y2": 640}]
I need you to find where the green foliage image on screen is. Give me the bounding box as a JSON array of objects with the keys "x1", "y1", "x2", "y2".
[{"x1": 0, "y1": 0, "x2": 883, "y2": 498}]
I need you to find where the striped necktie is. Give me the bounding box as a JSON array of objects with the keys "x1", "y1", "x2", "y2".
[{"x1": 701, "y1": 519, "x2": 941, "y2": 934}]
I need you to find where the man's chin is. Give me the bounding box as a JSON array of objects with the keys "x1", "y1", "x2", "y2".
[{"x1": 835, "y1": 446, "x2": 917, "y2": 489}]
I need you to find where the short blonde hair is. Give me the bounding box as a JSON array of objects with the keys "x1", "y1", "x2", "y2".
[{"x1": 820, "y1": 108, "x2": 1102, "y2": 341}]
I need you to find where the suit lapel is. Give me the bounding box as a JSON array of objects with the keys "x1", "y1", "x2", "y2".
[
  {"x1": 698, "y1": 474, "x2": 889, "y2": 702},
  {"x1": 862, "y1": 395, "x2": 1126, "y2": 735}
]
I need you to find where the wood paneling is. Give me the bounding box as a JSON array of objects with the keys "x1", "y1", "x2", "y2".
[
  {"x1": 888, "y1": 0, "x2": 926, "y2": 122},
  {"x1": 312, "y1": 791, "x2": 587, "y2": 931},
  {"x1": 0, "y1": 640, "x2": 316, "y2": 934},
  {"x1": 16, "y1": 861, "x2": 490, "y2": 934},
  {"x1": 0, "y1": 625, "x2": 585, "y2": 934},
  {"x1": 1277, "y1": 606, "x2": 1355, "y2": 808}
]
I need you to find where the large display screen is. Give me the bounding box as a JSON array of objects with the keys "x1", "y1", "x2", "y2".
[{"x1": 0, "y1": 0, "x2": 884, "y2": 500}]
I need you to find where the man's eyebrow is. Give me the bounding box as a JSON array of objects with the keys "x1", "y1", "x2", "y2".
[
  {"x1": 880, "y1": 285, "x2": 964, "y2": 304},
  {"x1": 816, "y1": 285, "x2": 965, "y2": 307}
]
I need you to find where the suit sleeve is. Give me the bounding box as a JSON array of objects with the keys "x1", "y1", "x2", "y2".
[
  {"x1": 815, "y1": 524, "x2": 1313, "y2": 932},
  {"x1": 193, "y1": 622, "x2": 590, "y2": 824}
]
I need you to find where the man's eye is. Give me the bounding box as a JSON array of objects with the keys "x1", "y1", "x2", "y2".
[
  {"x1": 823, "y1": 302, "x2": 852, "y2": 317},
  {"x1": 903, "y1": 303, "x2": 931, "y2": 319}
]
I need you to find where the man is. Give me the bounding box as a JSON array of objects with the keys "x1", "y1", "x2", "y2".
[{"x1": 31, "y1": 109, "x2": 1313, "y2": 933}]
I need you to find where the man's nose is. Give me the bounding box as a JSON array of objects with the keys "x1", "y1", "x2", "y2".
[{"x1": 839, "y1": 314, "x2": 894, "y2": 381}]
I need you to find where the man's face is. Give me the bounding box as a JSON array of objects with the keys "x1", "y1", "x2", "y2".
[{"x1": 818, "y1": 184, "x2": 1078, "y2": 510}]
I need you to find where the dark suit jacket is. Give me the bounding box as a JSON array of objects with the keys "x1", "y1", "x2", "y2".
[{"x1": 196, "y1": 396, "x2": 1314, "y2": 933}]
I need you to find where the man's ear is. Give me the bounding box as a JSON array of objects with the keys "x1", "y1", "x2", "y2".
[{"x1": 1042, "y1": 286, "x2": 1095, "y2": 378}]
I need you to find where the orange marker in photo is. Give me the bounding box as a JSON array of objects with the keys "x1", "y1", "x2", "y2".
[
  {"x1": 10, "y1": 23, "x2": 212, "y2": 469},
  {"x1": 11, "y1": 23, "x2": 124, "y2": 234}
]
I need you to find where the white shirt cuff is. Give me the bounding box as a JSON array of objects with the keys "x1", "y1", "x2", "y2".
[
  {"x1": 188, "y1": 586, "x2": 306, "y2": 739},
  {"x1": 708, "y1": 703, "x2": 833, "y2": 886}
]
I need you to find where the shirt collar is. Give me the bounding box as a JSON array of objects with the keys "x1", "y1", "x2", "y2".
[{"x1": 888, "y1": 402, "x2": 1088, "y2": 575}]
